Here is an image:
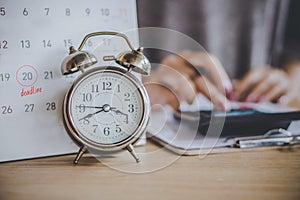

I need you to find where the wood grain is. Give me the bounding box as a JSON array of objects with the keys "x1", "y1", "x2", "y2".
[{"x1": 1, "y1": 143, "x2": 300, "y2": 200}]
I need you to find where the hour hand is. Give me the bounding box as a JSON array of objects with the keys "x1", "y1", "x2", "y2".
[{"x1": 111, "y1": 108, "x2": 128, "y2": 124}]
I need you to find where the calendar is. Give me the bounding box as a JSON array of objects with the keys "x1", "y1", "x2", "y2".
[{"x1": 0, "y1": 0, "x2": 140, "y2": 162}]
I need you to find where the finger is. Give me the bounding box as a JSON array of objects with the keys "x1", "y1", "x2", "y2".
[
  {"x1": 247, "y1": 69, "x2": 289, "y2": 102},
  {"x1": 144, "y1": 82, "x2": 180, "y2": 110},
  {"x1": 245, "y1": 76, "x2": 277, "y2": 102},
  {"x1": 234, "y1": 68, "x2": 268, "y2": 101},
  {"x1": 162, "y1": 74, "x2": 196, "y2": 104},
  {"x1": 205, "y1": 54, "x2": 232, "y2": 94},
  {"x1": 180, "y1": 52, "x2": 232, "y2": 94},
  {"x1": 263, "y1": 81, "x2": 289, "y2": 103},
  {"x1": 194, "y1": 76, "x2": 231, "y2": 111},
  {"x1": 160, "y1": 54, "x2": 195, "y2": 78},
  {"x1": 229, "y1": 79, "x2": 240, "y2": 100},
  {"x1": 158, "y1": 65, "x2": 197, "y2": 104},
  {"x1": 178, "y1": 75, "x2": 197, "y2": 104}
]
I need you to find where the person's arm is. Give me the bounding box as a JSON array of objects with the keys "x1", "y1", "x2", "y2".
[{"x1": 143, "y1": 51, "x2": 232, "y2": 111}]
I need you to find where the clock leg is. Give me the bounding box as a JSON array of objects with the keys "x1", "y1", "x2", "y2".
[
  {"x1": 126, "y1": 144, "x2": 140, "y2": 163},
  {"x1": 74, "y1": 146, "x2": 87, "y2": 165}
]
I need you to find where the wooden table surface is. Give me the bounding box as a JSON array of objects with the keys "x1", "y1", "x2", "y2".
[{"x1": 1, "y1": 142, "x2": 300, "y2": 200}]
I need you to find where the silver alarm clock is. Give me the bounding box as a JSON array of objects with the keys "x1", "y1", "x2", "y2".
[{"x1": 61, "y1": 31, "x2": 151, "y2": 164}]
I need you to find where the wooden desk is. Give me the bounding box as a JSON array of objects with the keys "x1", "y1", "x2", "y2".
[{"x1": 1, "y1": 142, "x2": 300, "y2": 200}]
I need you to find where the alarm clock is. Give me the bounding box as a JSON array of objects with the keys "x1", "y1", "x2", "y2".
[{"x1": 61, "y1": 31, "x2": 151, "y2": 164}]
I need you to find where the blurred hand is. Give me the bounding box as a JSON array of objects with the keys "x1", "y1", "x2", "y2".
[
  {"x1": 232, "y1": 66, "x2": 300, "y2": 106},
  {"x1": 143, "y1": 51, "x2": 232, "y2": 111}
]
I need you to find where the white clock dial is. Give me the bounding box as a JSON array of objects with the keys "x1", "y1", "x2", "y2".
[{"x1": 69, "y1": 69, "x2": 144, "y2": 145}]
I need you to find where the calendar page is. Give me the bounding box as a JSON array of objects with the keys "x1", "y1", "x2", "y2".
[{"x1": 0, "y1": 0, "x2": 140, "y2": 162}]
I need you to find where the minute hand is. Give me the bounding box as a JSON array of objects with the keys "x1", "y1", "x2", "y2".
[
  {"x1": 76, "y1": 105, "x2": 104, "y2": 109},
  {"x1": 79, "y1": 109, "x2": 104, "y2": 121}
]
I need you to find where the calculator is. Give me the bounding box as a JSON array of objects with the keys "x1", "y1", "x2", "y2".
[{"x1": 174, "y1": 108, "x2": 300, "y2": 136}]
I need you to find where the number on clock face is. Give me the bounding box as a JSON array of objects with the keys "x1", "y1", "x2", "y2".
[{"x1": 70, "y1": 71, "x2": 144, "y2": 144}]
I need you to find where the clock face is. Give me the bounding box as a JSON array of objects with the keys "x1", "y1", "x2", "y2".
[{"x1": 68, "y1": 69, "x2": 145, "y2": 145}]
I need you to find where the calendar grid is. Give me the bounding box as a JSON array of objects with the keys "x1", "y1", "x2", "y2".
[{"x1": 0, "y1": 0, "x2": 140, "y2": 162}]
